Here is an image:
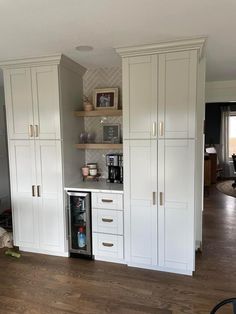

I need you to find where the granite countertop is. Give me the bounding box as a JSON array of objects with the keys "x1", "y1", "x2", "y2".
[{"x1": 64, "y1": 179, "x2": 123, "y2": 193}]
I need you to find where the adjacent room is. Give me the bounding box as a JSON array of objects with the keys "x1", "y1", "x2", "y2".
[{"x1": 0, "y1": 1, "x2": 236, "y2": 313}]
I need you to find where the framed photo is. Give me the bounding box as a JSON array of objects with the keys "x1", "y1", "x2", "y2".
[
  {"x1": 93, "y1": 88, "x2": 118, "y2": 110},
  {"x1": 102, "y1": 123, "x2": 120, "y2": 143}
]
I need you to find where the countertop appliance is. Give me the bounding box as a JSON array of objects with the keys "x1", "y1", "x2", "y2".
[
  {"x1": 66, "y1": 191, "x2": 92, "y2": 258},
  {"x1": 106, "y1": 153, "x2": 123, "y2": 183}
]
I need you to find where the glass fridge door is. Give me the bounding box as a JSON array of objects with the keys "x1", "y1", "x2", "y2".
[{"x1": 67, "y1": 191, "x2": 91, "y2": 255}]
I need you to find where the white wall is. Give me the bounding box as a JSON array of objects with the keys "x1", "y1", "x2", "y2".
[
  {"x1": 0, "y1": 86, "x2": 10, "y2": 213},
  {"x1": 206, "y1": 80, "x2": 236, "y2": 103}
]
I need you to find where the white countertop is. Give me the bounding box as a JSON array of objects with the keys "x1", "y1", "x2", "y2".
[{"x1": 64, "y1": 179, "x2": 123, "y2": 193}]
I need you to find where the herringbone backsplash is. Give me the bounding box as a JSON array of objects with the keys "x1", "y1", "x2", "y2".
[{"x1": 83, "y1": 66, "x2": 123, "y2": 179}]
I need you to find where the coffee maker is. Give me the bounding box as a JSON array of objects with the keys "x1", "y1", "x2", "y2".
[{"x1": 106, "y1": 153, "x2": 123, "y2": 183}]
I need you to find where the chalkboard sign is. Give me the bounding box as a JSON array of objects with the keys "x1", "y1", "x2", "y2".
[{"x1": 102, "y1": 124, "x2": 120, "y2": 143}]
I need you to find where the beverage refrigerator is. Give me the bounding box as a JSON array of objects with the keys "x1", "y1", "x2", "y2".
[{"x1": 66, "y1": 191, "x2": 92, "y2": 258}]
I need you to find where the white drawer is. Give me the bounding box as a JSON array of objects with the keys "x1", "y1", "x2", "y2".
[
  {"x1": 92, "y1": 208, "x2": 123, "y2": 235},
  {"x1": 93, "y1": 233, "x2": 123, "y2": 259},
  {"x1": 92, "y1": 192, "x2": 123, "y2": 210}
]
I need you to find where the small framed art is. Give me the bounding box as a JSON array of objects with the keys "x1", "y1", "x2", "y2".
[{"x1": 93, "y1": 88, "x2": 118, "y2": 110}]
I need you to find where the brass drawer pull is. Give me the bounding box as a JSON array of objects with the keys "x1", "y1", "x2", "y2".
[
  {"x1": 101, "y1": 199, "x2": 113, "y2": 203},
  {"x1": 152, "y1": 122, "x2": 157, "y2": 137},
  {"x1": 159, "y1": 121, "x2": 164, "y2": 136},
  {"x1": 102, "y1": 242, "x2": 114, "y2": 247},
  {"x1": 102, "y1": 218, "x2": 113, "y2": 223}
]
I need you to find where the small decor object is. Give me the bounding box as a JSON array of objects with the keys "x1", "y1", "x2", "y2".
[
  {"x1": 79, "y1": 132, "x2": 88, "y2": 143},
  {"x1": 81, "y1": 166, "x2": 89, "y2": 177},
  {"x1": 94, "y1": 88, "x2": 118, "y2": 110},
  {"x1": 102, "y1": 123, "x2": 120, "y2": 143},
  {"x1": 83, "y1": 95, "x2": 94, "y2": 111}
]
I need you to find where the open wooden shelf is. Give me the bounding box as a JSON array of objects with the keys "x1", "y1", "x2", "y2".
[
  {"x1": 75, "y1": 143, "x2": 123, "y2": 150},
  {"x1": 74, "y1": 109, "x2": 122, "y2": 117}
]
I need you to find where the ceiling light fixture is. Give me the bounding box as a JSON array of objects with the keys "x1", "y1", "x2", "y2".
[{"x1": 75, "y1": 45, "x2": 93, "y2": 52}]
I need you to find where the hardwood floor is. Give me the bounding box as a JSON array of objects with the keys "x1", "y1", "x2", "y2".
[{"x1": 0, "y1": 187, "x2": 236, "y2": 314}]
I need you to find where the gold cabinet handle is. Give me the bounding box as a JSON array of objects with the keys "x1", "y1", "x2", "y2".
[
  {"x1": 102, "y1": 218, "x2": 113, "y2": 223},
  {"x1": 101, "y1": 199, "x2": 113, "y2": 203},
  {"x1": 102, "y1": 242, "x2": 114, "y2": 247},
  {"x1": 35, "y1": 125, "x2": 39, "y2": 138},
  {"x1": 153, "y1": 192, "x2": 156, "y2": 205},
  {"x1": 152, "y1": 122, "x2": 157, "y2": 137},
  {"x1": 29, "y1": 125, "x2": 34, "y2": 137},
  {"x1": 37, "y1": 185, "x2": 41, "y2": 197},
  {"x1": 32, "y1": 185, "x2": 36, "y2": 197},
  {"x1": 160, "y1": 192, "x2": 163, "y2": 206},
  {"x1": 159, "y1": 121, "x2": 164, "y2": 136}
]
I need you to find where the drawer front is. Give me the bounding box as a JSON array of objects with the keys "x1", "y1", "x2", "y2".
[
  {"x1": 92, "y1": 192, "x2": 123, "y2": 210},
  {"x1": 92, "y1": 208, "x2": 123, "y2": 235},
  {"x1": 93, "y1": 233, "x2": 123, "y2": 259}
]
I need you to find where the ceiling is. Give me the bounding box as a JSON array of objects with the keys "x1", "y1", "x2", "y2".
[{"x1": 0, "y1": 0, "x2": 235, "y2": 83}]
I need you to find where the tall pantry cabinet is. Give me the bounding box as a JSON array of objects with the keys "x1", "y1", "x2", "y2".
[
  {"x1": 117, "y1": 38, "x2": 206, "y2": 275},
  {"x1": 0, "y1": 55, "x2": 86, "y2": 256}
]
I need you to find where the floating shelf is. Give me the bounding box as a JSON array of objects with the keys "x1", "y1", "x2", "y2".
[
  {"x1": 74, "y1": 109, "x2": 122, "y2": 117},
  {"x1": 75, "y1": 143, "x2": 123, "y2": 150}
]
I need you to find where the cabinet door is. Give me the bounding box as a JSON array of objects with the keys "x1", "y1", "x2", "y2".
[
  {"x1": 124, "y1": 140, "x2": 157, "y2": 266},
  {"x1": 8, "y1": 140, "x2": 38, "y2": 248},
  {"x1": 158, "y1": 50, "x2": 197, "y2": 139},
  {"x1": 158, "y1": 139, "x2": 195, "y2": 273},
  {"x1": 31, "y1": 66, "x2": 61, "y2": 140},
  {"x1": 35, "y1": 140, "x2": 65, "y2": 253},
  {"x1": 4, "y1": 68, "x2": 34, "y2": 139},
  {"x1": 123, "y1": 55, "x2": 157, "y2": 139}
]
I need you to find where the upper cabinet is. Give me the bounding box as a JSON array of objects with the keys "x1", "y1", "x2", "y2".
[
  {"x1": 122, "y1": 55, "x2": 157, "y2": 139},
  {"x1": 4, "y1": 65, "x2": 61, "y2": 140},
  {"x1": 158, "y1": 51, "x2": 197, "y2": 139},
  {"x1": 117, "y1": 38, "x2": 205, "y2": 140}
]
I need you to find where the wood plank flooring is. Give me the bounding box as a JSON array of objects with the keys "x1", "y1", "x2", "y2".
[{"x1": 0, "y1": 186, "x2": 236, "y2": 313}]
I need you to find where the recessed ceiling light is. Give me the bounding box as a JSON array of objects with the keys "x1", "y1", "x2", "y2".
[{"x1": 75, "y1": 45, "x2": 93, "y2": 52}]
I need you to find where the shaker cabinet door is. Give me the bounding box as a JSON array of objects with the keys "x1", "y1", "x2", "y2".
[
  {"x1": 158, "y1": 139, "x2": 195, "y2": 273},
  {"x1": 124, "y1": 140, "x2": 157, "y2": 266},
  {"x1": 8, "y1": 140, "x2": 38, "y2": 248},
  {"x1": 158, "y1": 50, "x2": 198, "y2": 139},
  {"x1": 4, "y1": 68, "x2": 34, "y2": 140},
  {"x1": 31, "y1": 66, "x2": 61, "y2": 140},
  {"x1": 122, "y1": 55, "x2": 157, "y2": 139},
  {"x1": 35, "y1": 140, "x2": 65, "y2": 253}
]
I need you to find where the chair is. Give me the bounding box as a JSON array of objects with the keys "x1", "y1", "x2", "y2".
[
  {"x1": 210, "y1": 298, "x2": 236, "y2": 313},
  {"x1": 232, "y1": 154, "x2": 236, "y2": 188}
]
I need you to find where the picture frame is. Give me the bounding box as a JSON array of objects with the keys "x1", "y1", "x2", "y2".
[
  {"x1": 102, "y1": 123, "x2": 120, "y2": 143},
  {"x1": 93, "y1": 88, "x2": 118, "y2": 110}
]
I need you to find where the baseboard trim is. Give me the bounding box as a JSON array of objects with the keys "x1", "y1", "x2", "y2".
[{"x1": 19, "y1": 246, "x2": 69, "y2": 257}]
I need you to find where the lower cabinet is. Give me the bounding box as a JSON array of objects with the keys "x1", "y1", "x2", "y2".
[
  {"x1": 92, "y1": 192, "x2": 124, "y2": 263},
  {"x1": 124, "y1": 140, "x2": 158, "y2": 266},
  {"x1": 124, "y1": 139, "x2": 195, "y2": 275},
  {"x1": 9, "y1": 140, "x2": 66, "y2": 255}
]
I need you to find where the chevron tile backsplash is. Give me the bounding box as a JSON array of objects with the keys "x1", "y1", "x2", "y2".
[{"x1": 83, "y1": 66, "x2": 123, "y2": 179}]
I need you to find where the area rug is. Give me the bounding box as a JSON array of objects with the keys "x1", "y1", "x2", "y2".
[{"x1": 216, "y1": 180, "x2": 236, "y2": 198}]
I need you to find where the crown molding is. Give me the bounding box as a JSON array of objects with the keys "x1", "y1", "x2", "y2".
[
  {"x1": 0, "y1": 54, "x2": 86, "y2": 75},
  {"x1": 116, "y1": 37, "x2": 207, "y2": 59}
]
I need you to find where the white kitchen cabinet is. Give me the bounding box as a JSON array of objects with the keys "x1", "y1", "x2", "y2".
[
  {"x1": 124, "y1": 140, "x2": 157, "y2": 266},
  {"x1": 158, "y1": 51, "x2": 197, "y2": 139},
  {"x1": 158, "y1": 140, "x2": 195, "y2": 272},
  {"x1": 92, "y1": 191, "x2": 124, "y2": 263},
  {"x1": 4, "y1": 65, "x2": 61, "y2": 140},
  {"x1": 9, "y1": 140, "x2": 38, "y2": 248},
  {"x1": 9, "y1": 140, "x2": 65, "y2": 253},
  {"x1": 1, "y1": 54, "x2": 86, "y2": 256},
  {"x1": 117, "y1": 38, "x2": 206, "y2": 275},
  {"x1": 122, "y1": 55, "x2": 157, "y2": 140}
]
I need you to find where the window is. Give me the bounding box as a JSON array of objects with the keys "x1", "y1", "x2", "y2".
[{"x1": 229, "y1": 114, "x2": 236, "y2": 157}]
